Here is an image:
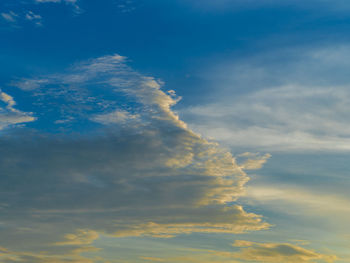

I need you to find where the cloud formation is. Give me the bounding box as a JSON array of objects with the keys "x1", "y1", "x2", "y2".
[
  {"x1": 1, "y1": 9, "x2": 42, "y2": 27},
  {"x1": 1, "y1": 11, "x2": 18, "y2": 23},
  {"x1": 183, "y1": 45, "x2": 350, "y2": 152},
  {"x1": 232, "y1": 240, "x2": 337, "y2": 263},
  {"x1": 0, "y1": 54, "x2": 270, "y2": 262},
  {"x1": 245, "y1": 184, "x2": 350, "y2": 217},
  {"x1": 0, "y1": 0, "x2": 79, "y2": 28},
  {"x1": 35, "y1": 0, "x2": 81, "y2": 12},
  {"x1": 136, "y1": 241, "x2": 336, "y2": 263},
  {"x1": 185, "y1": 0, "x2": 350, "y2": 13},
  {"x1": 25, "y1": 11, "x2": 42, "y2": 26},
  {"x1": 0, "y1": 90, "x2": 36, "y2": 130}
]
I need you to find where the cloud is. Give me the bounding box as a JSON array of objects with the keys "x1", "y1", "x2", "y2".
[
  {"x1": 115, "y1": 0, "x2": 138, "y2": 13},
  {"x1": 35, "y1": 0, "x2": 78, "y2": 4},
  {"x1": 91, "y1": 109, "x2": 140, "y2": 125},
  {"x1": 0, "y1": 54, "x2": 269, "y2": 262},
  {"x1": 183, "y1": 0, "x2": 350, "y2": 13},
  {"x1": 0, "y1": 247, "x2": 99, "y2": 263},
  {"x1": 140, "y1": 256, "x2": 166, "y2": 262},
  {"x1": 36, "y1": 0, "x2": 69, "y2": 2},
  {"x1": 237, "y1": 152, "x2": 271, "y2": 170},
  {"x1": 35, "y1": 0, "x2": 81, "y2": 13},
  {"x1": 25, "y1": 11, "x2": 42, "y2": 26},
  {"x1": 0, "y1": 90, "x2": 36, "y2": 130},
  {"x1": 231, "y1": 240, "x2": 337, "y2": 263},
  {"x1": 136, "y1": 241, "x2": 336, "y2": 263},
  {"x1": 1, "y1": 10, "x2": 42, "y2": 27},
  {"x1": 1, "y1": 11, "x2": 18, "y2": 23},
  {"x1": 55, "y1": 229, "x2": 100, "y2": 246},
  {"x1": 183, "y1": 45, "x2": 350, "y2": 152},
  {"x1": 244, "y1": 185, "x2": 350, "y2": 217},
  {"x1": 0, "y1": 0, "x2": 80, "y2": 28}
]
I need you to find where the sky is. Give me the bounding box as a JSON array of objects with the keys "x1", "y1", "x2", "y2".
[{"x1": 0, "y1": 0, "x2": 350, "y2": 262}]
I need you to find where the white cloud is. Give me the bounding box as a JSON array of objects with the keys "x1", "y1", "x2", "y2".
[
  {"x1": 25, "y1": 11, "x2": 42, "y2": 26},
  {"x1": 35, "y1": 0, "x2": 77, "y2": 4},
  {"x1": 115, "y1": 0, "x2": 138, "y2": 13},
  {"x1": 244, "y1": 185, "x2": 350, "y2": 216},
  {"x1": 1, "y1": 10, "x2": 42, "y2": 27},
  {"x1": 1, "y1": 0, "x2": 80, "y2": 28},
  {"x1": 1, "y1": 11, "x2": 18, "y2": 23},
  {"x1": 0, "y1": 90, "x2": 36, "y2": 130},
  {"x1": 35, "y1": 0, "x2": 81, "y2": 13},
  {"x1": 185, "y1": 85, "x2": 350, "y2": 152},
  {"x1": 237, "y1": 152, "x2": 271, "y2": 170},
  {"x1": 183, "y1": 0, "x2": 350, "y2": 13},
  {"x1": 92, "y1": 109, "x2": 140, "y2": 125},
  {"x1": 182, "y1": 45, "x2": 350, "y2": 152}
]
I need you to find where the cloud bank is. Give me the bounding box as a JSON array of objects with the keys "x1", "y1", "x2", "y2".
[{"x1": 0, "y1": 54, "x2": 270, "y2": 262}]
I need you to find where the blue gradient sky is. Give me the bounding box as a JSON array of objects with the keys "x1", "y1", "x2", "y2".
[{"x1": 0, "y1": 1, "x2": 349, "y2": 262}]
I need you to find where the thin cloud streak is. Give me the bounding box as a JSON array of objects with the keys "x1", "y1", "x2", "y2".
[{"x1": 183, "y1": 45, "x2": 350, "y2": 152}]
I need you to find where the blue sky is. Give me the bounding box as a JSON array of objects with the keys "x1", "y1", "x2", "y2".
[{"x1": 1, "y1": 0, "x2": 350, "y2": 262}]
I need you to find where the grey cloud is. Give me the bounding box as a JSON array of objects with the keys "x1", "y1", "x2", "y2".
[{"x1": 0, "y1": 54, "x2": 269, "y2": 262}]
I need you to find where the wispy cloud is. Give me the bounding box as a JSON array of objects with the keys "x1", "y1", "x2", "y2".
[
  {"x1": 185, "y1": 0, "x2": 350, "y2": 13},
  {"x1": 245, "y1": 185, "x2": 350, "y2": 216},
  {"x1": 231, "y1": 240, "x2": 337, "y2": 263},
  {"x1": 25, "y1": 11, "x2": 42, "y2": 26},
  {"x1": 0, "y1": 90, "x2": 36, "y2": 130},
  {"x1": 115, "y1": 0, "x2": 138, "y2": 13},
  {"x1": 137, "y1": 241, "x2": 337, "y2": 263},
  {"x1": 35, "y1": 0, "x2": 81, "y2": 13},
  {"x1": 35, "y1": 0, "x2": 76, "y2": 2},
  {"x1": 1, "y1": 10, "x2": 42, "y2": 27},
  {"x1": 91, "y1": 109, "x2": 140, "y2": 125},
  {"x1": 1, "y1": 0, "x2": 80, "y2": 28},
  {"x1": 1, "y1": 11, "x2": 18, "y2": 23},
  {"x1": 183, "y1": 45, "x2": 350, "y2": 152}
]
